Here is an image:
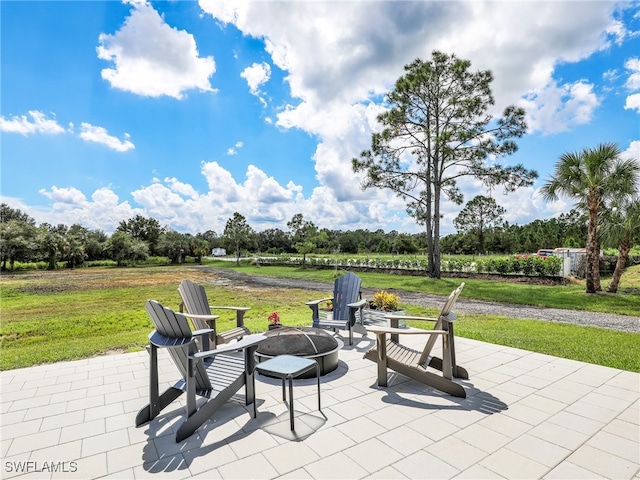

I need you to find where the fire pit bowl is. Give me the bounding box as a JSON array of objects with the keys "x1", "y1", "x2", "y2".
[{"x1": 255, "y1": 327, "x2": 343, "y2": 378}]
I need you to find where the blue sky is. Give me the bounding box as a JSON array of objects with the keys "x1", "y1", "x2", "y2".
[{"x1": 1, "y1": 0, "x2": 639, "y2": 236}]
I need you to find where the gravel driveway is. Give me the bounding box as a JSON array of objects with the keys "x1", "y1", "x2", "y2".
[{"x1": 198, "y1": 267, "x2": 640, "y2": 334}]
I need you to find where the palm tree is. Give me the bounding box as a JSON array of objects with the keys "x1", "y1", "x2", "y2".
[
  {"x1": 602, "y1": 196, "x2": 640, "y2": 293},
  {"x1": 540, "y1": 143, "x2": 639, "y2": 293}
]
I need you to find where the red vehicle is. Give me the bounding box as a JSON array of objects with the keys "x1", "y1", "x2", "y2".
[{"x1": 516, "y1": 249, "x2": 554, "y2": 259}]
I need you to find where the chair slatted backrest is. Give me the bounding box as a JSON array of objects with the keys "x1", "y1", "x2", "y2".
[
  {"x1": 333, "y1": 272, "x2": 362, "y2": 323},
  {"x1": 440, "y1": 282, "x2": 465, "y2": 319},
  {"x1": 178, "y1": 279, "x2": 212, "y2": 330},
  {"x1": 145, "y1": 300, "x2": 212, "y2": 391},
  {"x1": 418, "y1": 283, "x2": 465, "y2": 366}
]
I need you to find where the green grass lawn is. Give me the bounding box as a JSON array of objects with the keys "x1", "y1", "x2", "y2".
[
  {"x1": 1, "y1": 264, "x2": 638, "y2": 372},
  {"x1": 431, "y1": 313, "x2": 639, "y2": 375}
]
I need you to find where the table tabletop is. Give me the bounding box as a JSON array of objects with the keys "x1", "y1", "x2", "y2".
[{"x1": 256, "y1": 354, "x2": 317, "y2": 377}]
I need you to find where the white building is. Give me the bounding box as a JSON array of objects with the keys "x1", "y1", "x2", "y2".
[{"x1": 552, "y1": 248, "x2": 588, "y2": 276}]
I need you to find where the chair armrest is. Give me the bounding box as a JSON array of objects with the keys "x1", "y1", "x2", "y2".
[
  {"x1": 209, "y1": 306, "x2": 251, "y2": 312},
  {"x1": 209, "y1": 306, "x2": 250, "y2": 327},
  {"x1": 365, "y1": 326, "x2": 447, "y2": 335},
  {"x1": 306, "y1": 297, "x2": 333, "y2": 307},
  {"x1": 307, "y1": 298, "x2": 332, "y2": 324},
  {"x1": 347, "y1": 299, "x2": 367, "y2": 309},
  {"x1": 387, "y1": 312, "x2": 457, "y2": 324},
  {"x1": 182, "y1": 313, "x2": 220, "y2": 321},
  {"x1": 385, "y1": 314, "x2": 437, "y2": 323},
  {"x1": 191, "y1": 328, "x2": 215, "y2": 337},
  {"x1": 192, "y1": 334, "x2": 266, "y2": 359}
]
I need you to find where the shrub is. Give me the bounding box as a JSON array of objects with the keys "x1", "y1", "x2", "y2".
[
  {"x1": 371, "y1": 290, "x2": 400, "y2": 311},
  {"x1": 85, "y1": 260, "x2": 118, "y2": 267},
  {"x1": 543, "y1": 256, "x2": 563, "y2": 276},
  {"x1": 11, "y1": 261, "x2": 48, "y2": 271},
  {"x1": 143, "y1": 256, "x2": 172, "y2": 266},
  {"x1": 494, "y1": 258, "x2": 510, "y2": 274},
  {"x1": 520, "y1": 257, "x2": 534, "y2": 276},
  {"x1": 254, "y1": 253, "x2": 565, "y2": 277}
]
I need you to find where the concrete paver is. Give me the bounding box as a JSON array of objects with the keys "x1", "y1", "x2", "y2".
[{"x1": 1, "y1": 336, "x2": 638, "y2": 479}]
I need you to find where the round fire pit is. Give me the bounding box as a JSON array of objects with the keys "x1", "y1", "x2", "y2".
[{"x1": 255, "y1": 327, "x2": 343, "y2": 378}]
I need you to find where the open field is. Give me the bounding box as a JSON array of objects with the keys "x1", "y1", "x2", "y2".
[{"x1": 1, "y1": 265, "x2": 639, "y2": 372}]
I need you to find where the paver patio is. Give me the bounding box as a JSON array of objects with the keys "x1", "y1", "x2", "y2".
[{"x1": 1, "y1": 334, "x2": 638, "y2": 479}]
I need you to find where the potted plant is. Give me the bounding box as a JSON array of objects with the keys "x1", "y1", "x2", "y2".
[
  {"x1": 319, "y1": 300, "x2": 333, "y2": 321},
  {"x1": 268, "y1": 311, "x2": 281, "y2": 330},
  {"x1": 363, "y1": 290, "x2": 405, "y2": 326}
]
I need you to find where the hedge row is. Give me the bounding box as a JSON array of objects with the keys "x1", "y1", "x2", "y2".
[
  {"x1": 473, "y1": 256, "x2": 563, "y2": 277},
  {"x1": 257, "y1": 255, "x2": 564, "y2": 277}
]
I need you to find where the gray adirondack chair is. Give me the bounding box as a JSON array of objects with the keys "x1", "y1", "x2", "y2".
[
  {"x1": 363, "y1": 283, "x2": 468, "y2": 398},
  {"x1": 306, "y1": 272, "x2": 366, "y2": 345},
  {"x1": 178, "y1": 279, "x2": 251, "y2": 347},
  {"x1": 135, "y1": 300, "x2": 265, "y2": 442}
]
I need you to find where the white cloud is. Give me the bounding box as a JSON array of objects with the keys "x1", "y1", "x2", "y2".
[
  {"x1": 128, "y1": 163, "x2": 305, "y2": 230},
  {"x1": 38, "y1": 186, "x2": 88, "y2": 205},
  {"x1": 0, "y1": 111, "x2": 136, "y2": 151},
  {"x1": 79, "y1": 123, "x2": 135, "y2": 152},
  {"x1": 605, "y1": 19, "x2": 627, "y2": 46},
  {"x1": 241, "y1": 62, "x2": 271, "y2": 96},
  {"x1": 200, "y1": 161, "x2": 296, "y2": 205},
  {"x1": 200, "y1": 161, "x2": 243, "y2": 202},
  {"x1": 226, "y1": 141, "x2": 244, "y2": 155},
  {"x1": 625, "y1": 93, "x2": 640, "y2": 112},
  {"x1": 20, "y1": 180, "x2": 143, "y2": 233},
  {"x1": 621, "y1": 140, "x2": 640, "y2": 161},
  {"x1": 0, "y1": 111, "x2": 65, "y2": 136},
  {"x1": 602, "y1": 68, "x2": 620, "y2": 82},
  {"x1": 164, "y1": 177, "x2": 199, "y2": 199},
  {"x1": 200, "y1": 0, "x2": 619, "y2": 110},
  {"x1": 624, "y1": 57, "x2": 640, "y2": 90},
  {"x1": 122, "y1": 161, "x2": 396, "y2": 233},
  {"x1": 623, "y1": 57, "x2": 640, "y2": 113},
  {"x1": 132, "y1": 182, "x2": 187, "y2": 213},
  {"x1": 31, "y1": 187, "x2": 139, "y2": 231},
  {"x1": 520, "y1": 80, "x2": 600, "y2": 134},
  {"x1": 98, "y1": 1, "x2": 216, "y2": 99},
  {"x1": 244, "y1": 165, "x2": 293, "y2": 203}
]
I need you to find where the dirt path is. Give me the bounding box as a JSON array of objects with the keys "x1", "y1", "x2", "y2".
[{"x1": 195, "y1": 267, "x2": 640, "y2": 334}]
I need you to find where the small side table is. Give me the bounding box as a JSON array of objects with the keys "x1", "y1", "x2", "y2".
[{"x1": 256, "y1": 355, "x2": 321, "y2": 430}]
